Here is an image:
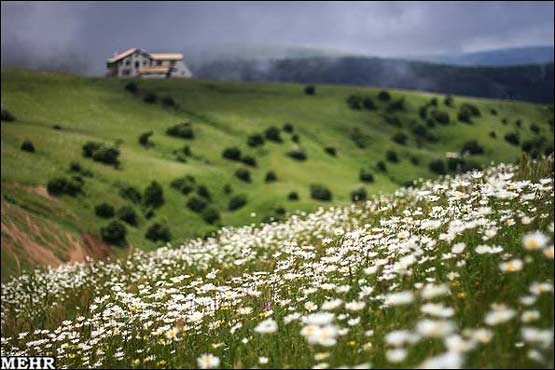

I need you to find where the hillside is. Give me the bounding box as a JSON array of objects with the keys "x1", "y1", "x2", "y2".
[
  {"x1": 192, "y1": 57, "x2": 554, "y2": 103},
  {"x1": 2, "y1": 156, "x2": 553, "y2": 368},
  {"x1": 1, "y1": 68, "x2": 553, "y2": 281}
]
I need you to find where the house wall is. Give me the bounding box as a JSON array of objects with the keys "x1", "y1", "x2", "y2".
[{"x1": 116, "y1": 51, "x2": 152, "y2": 78}]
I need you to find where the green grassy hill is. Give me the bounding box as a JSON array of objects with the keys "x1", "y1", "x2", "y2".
[{"x1": 1, "y1": 68, "x2": 553, "y2": 280}]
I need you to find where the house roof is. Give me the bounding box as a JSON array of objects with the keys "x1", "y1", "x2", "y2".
[
  {"x1": 149, "y1": 53, "x2": 183, "y2": 61},
  {"x1": 107, "y1": 48, "x2": 141, "y2": 63},
  {"x1": 138, "y1": 66, "x2": 170, "y2": 74}
]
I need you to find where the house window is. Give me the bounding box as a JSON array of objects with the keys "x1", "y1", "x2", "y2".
[
  {"x1": 122, "y1": 69, "x2": 130, "y2": 76},
  {"x1": 135, "y1": 61, "x2": 139, "y2": 68},
  {"x1": 125, "y1": 59, "x2": 130, "y2": 66}
]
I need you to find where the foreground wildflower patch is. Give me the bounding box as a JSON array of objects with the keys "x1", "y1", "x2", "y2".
[{"x1": 1, "y1": 158, "x2": 554, "y2": 369}]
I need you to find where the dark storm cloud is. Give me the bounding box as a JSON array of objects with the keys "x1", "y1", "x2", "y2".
[{"x1": 1, "y1": 1, "x2": 554, "y2": 75}]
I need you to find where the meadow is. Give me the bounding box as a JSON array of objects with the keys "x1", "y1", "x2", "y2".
[
  {"x1": 1, "y1": 154, "x2": 553, "y2": 368},
  {"x1": 1, "y1": 68, "x2": 553, "y2": 281}
]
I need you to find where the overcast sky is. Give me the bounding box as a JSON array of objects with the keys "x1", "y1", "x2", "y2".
[{"x1": 1, "y1": 1, "x2": 554, "y2": 74}]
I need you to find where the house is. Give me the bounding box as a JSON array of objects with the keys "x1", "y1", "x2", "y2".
[{"x1": 106, "y1": 48, "x2": 193, "y2": 79}]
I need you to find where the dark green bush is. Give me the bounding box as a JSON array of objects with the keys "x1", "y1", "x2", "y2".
[
  {"x1": 187, "y1": 196, "x2": 207, "y2": 213},
  {"x1": 324, "y1": 146, "x2": 337, "y2": 156},
  {"x1": 143, "y1": 181, "x2": 164, "y2": 208},
  {"x1": 504, "y1": 132, "x2": 520, "y2": 146},
  {"x1": 410, "y1": 156, "x2": 420, "y2": 165},
  {"x1": 283, "y1": 123, "x2": 294, "y2": 133},
  {"x1": 346, "y1": 95, "x2": 362, "y2": 110},
  {"x1": 351, "y1": 187, "x2": 367, "y2": 202},
  {"x1": 359, "y1": 169, "x2": 375, "y2": 183},
  {"x1": 392, "y1": 132, "x2": 407, "y2": 145},
  {"x1": 82, "y1": 141, "x2": 102, "y2": 158},
  {"x1": 444, "y1": 95, "x2": 454, "y2": 107},
  {"x1": 386, "y1": 150, "x2": 399, "y2": 163},
  {"x1": 384, "y1": 115, "x2": 402, "y2": 128},
  {"x1": 265, "y1": 171, "x2": 277, "y2": 182},
  {"x1": 264, "y1": 126, "x2": 282, "y2": 143},
  {"x1": 222, "y1": 147, "x2": 242, "y2": 161},
  {"x1": 95, "y1": 203, "x2": 115, "y2": 218},
  {"x1": 376, "y1": 161, "x2": 387, "y2": 172},
  {"x1": 100, "y1": 221, "x2": 126, "y2": 246},
  {"x1": 241, "y1": 155, "x2": 257, "y2": 167},
  {"x1": 292, "y1": 134, "x2": 300, "y2": 143},
  {"x1": 145, "y1": 222, "x2": 171, "y2": 242},
  {"x1": 458, "y1": 103, "x2": 481, "y2": 123},
  {"x1": 429, "y1": 97, "x2": 438, "y2": 106},
  {"x1": 461, "y1": 140, "x2": 484, "y2": 155},
  {"x1": 139, "y1": 131, "x2": 153, "y2": 147},
  {"x1": 202, "y1": 206, "x2": 220, "y2": 224},
  {"x1": 20, "y1": 140, "x2": 35, "y2": 153},
  {"x1": 197, "y1": 185, "x2": 211, "y2": 200},
  {"x1": 430, "y1": 110, "x2": 450, "y2": 125},
  {"x1": 515, "y1": 119, "x2": 522, "y2": 128},
  {"x1": 235, "y1": 168, "x2": 251, "y2": 182},
  {"x1": 46, "y1": 177, "x2": 83, "y2": 197},
  {"x1": 124, "y1": 82, "x2": 138, "y2": 93},
  {"x1": 162, "y1": 96, "x2": 176, "y2": 107},
  {"x1": 530, "y1": 123, "x2": 540, "y2": 134},
  {"x1": 429, "y1": 159, "x2": 447, "y2": 175},
  {"x1": 363, "y1": 96, "x2": 377, "y2": 110},
  {"x1": 501, "y1": 118, "x2": 508, "y2": 125},
  {"x1": 288, "y1": 191, "x2": 299, "y2": 201},
  {"x1": 119, "y1": 186, "x2": 142, "y2": 204},
  {"x1": 287, "y1": 149, "x2": 307, "y2": 161},
  {"x1": 419, "y1": 106, "x2": 428, "y2": 120},
  {"x1": 386, "y1": 98, "x2": 406, "y2": 113},
  {"x1": 247, "y1": 134, "x2": 265, "y2": 147},
  {"x1": 489, "y1": 131, "x2": 497, "y2": 139},
  {"x1": 490, "y1": 108, "x2": 497, "y2": 115},
  {"x1": 143, "y1": 92, "x2": 158, "y2": 103},
  {"x1": 92, "y1": 145, "x2": 120, "y2": 166},
  {"x1": 166, "y1": 122, "x2": 194, "y2": 139},
  {"x1": 117, "y1": 206, "x2": 138, "y2": 226},
  {"x1": 378, "y1": 90, "x2": 391, "y2": 101},
  {"x1": 228, "y1": 194, "x2": 247, "y2": 211},
  {"x1": 70, "y1": 161, "x2": 82, "y2": 173},
  {"x1": 310, "y1": 184, "x2": 332, "y2": 201},
  {"x1": 223, "y1": 184, "x2": 232, "y2": 194},
  {"x1": 53, "y1": 124, "x2": 62, "y2": 130},
  {"x1": 304, "y1": 85, "x2": 316, "y2": 95},
  {"x1": 1, "y1": 109, "x2": 16, "y2": 122},
  {"x1": 457, "y1": 109, "x2": 472, "y2": 124},
  {"x1": 350, "y1": 127, "x2": 371, "y2": 148}
]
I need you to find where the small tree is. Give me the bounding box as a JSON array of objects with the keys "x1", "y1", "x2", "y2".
[
  {"x1": 166, "y1": 122, "x2": 194, "y2": 139},
  {"x1": 202, "y1": 206, "x2": 220, "y2": 224},
  {"x1": 222, "y1": 147, "x2": 242, "y2": 161},
  {"x1": 124, "y1": 82, "x2": 138, "y2": 93},
  {"x1": 0, "y1": 109, "x2": 16, "y2": 122},
  {"x1": 351, "y1": 187, "x2": 367, "y2": 202},
  {"x1": 359, "y1": 169, "x2": 375, "y2": 183},
  {"x1": 310, "y1": 184, "x2": 332, "y2": 201},
  {"x1": 288, "y1": 192, "x2": 299, "y2": 201},
  {"x1": 264, "y1": 126, "x2": 282, "y2": 143},
  {"x1": 101, "y1": 221, "x2": 127, "y2": 246},
  {"x1": 20, "y1": 140, "x2": 35, "y2": 153},
  {"x1": 144, "y1": 181, "x2": 164, "y2": 208},
  {"x1": 265, "y1": 171, "x2": 277, "y2": 182},
  {"x1": 95, "y1": 203, "x2": 115, "y2": 218},
  {"x1": 392, "y1": 132, "x2": 407, "y2": 145},
  {"x1": 283, "y1": 123, "x2": 294, "y2": 133},
  {"x1": 304, "y1": 85, "x2": 316, "y2": 95},
  {"x1": 287, "y1": 149, "x2": 307, "y2": 161},
  {"x1": 187, "y1": 196, "x2": 207, "y2": 213},
  {"x1": 429, "y1": 159, "x2": 446, "y2": 175},
  {"x1": 378, "y1": 90, "x2": 391, "y2": 101},
  {"x1": 247, "y1": 134, "x2": 265, "y2": 147},
  {"x1": 117, "y1": 206, "x2": 138, "y2": 226},
  {"x1": 139, "y1": 131, "x2": 153, "y2": 147},
  {"x1": 143, "y1": 92, "x2": 158, "y2": 103},
  {"x1": 145, "y1": 222, "x2": 171, "y2": 242},
  {"x1": 228, "y1": 194, "x2": 247, "y2": 211},
  {"x1": 241, "y1": 155, "x2": 257, "y2": 167},
  {"x1": 235, "y1": 168, "x2": 251, "y2": 183},
  {"x1": 324, "y1": 147, "x2": 337, "y2": 156},
  {"x1": 386, "y1": 150, "x2": 399, "y2": 163}
]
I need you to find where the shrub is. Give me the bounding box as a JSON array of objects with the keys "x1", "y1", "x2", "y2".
[
  {"x1": 287, "y1": 149, "x2": 307, "y2": 161},
  {"x1": 501, "y1": 118, "x2": 508, "y2": 125},
  {"x1": 117, "y1": 206, "x2": 138, "y2": 226},
  {"x1": 350, "y1": 127, "x2": 370, "y2": 148},
  {"x1": 47, "y1": 177, "x2": 83, "y2": 197},
  {"x1": 359, "y1": 169, "x2": 375, "y2": 183},
  {"x1": 82, "y1": 141, "x2": 102, "y2": 158},
  {"x1": 100, "y1": 221, "x2": 126, "y2": 246},
  {"x1": 264, "y1": 126, "x2": 282, "y2": 143},
  {"x1": 197, "y1": 185, "x2": 211, "y2": 200},
  {"x1": 410, "y1": 156, "x2": 420, "y2": 165},
  {"x1": 384, "y1": 115, "x2": 402, "y2": 128},
  {"x1": 291, "y1": 134, "x2": 300, "y2": 143},
  {"x1": 223, "y1": 184, "x2": 232, "y2": 194},
  {"x1": 166, "y1": 122, "x2": 194, "y2": 139},
  {"x1": 461, "y1": 140, "x2": 484, "y2": 155},
  {"x1": 124, "y1": 82, "x2": 138, "y2": 93},
  {"x1": 378, "y1": 90, "x2": 391, "y2": 101},
  {"x1": 392, "y1": 132, "x2": 407, "y2": 145},
  {"x1": 202, "y1": 206, "x2": 220, "y2": 224},
  {"x1": 363, "y1": 96, "x2": 377, "y2": 110},
  {"x1": 265, "y1": 171, "x2": 277, "y2": 182},
  {"x1": 235, "y1": 168, "x2": 251, "y2": 182},
  {"x1": 53, "y1": 124, "x2": 62, "y2": 130},
  {"x1": 304, "y1": 85, "x2": 316, "y2": 95},
  {"x1": 429, "y1": 159, "x2": 446, "y2": 175},
  {"x1": 187, "y1": 196, "x2": 207, "y2": 213},
  {"x1": 139, "y1": 131, "x2": 153, "y2": 147},
  {"x1": 530, "y1": 123, "x2": 540, "y2": 134},
  {"x1": 386, "y1": 98, "x2": 406, "y2": 113},
  {"x1": 145, "y1": 223, "x2": 171, "y2": 242},
  {"x1": 386, "y1": 150, "x2": 399, "y2": 163},
  {"x1": 490, "y1": 108, "x2": 498, "y2": 115},
  {"x1": 419, "y1": 106, "x2": 428, "y2": 120},
  {"x1": 20, "y1": 140, "x2": 35, "y2": 153},
  {"x1": 288, "y1": 192, "x2": 299, "y2": 201},
  {"x1": 444, "y1": 95, "x2": 454, "y2": 107},
  {"x1": 351, "y1": 187, "x2": 367, "y2": 202},
  {"x1": 228, "y1": 194, "x2": 247, "y2": 211},
  {"x1": 346, "y1": 95, "x2": 362, "y2": 110},
  {"x1": 324, "y1": 146, "x2": 337, "y2": 156},
  {"x1": 119, "y1": 186, "x2": 142, "y2": 204},
  {"x1": 95, "y1": 203, "x2": 115, "y2": 218},
  {"x1": 489, "y1": 131, "x2": 497, "y2": 139},
  {"x1": 241, "y1": 155, "x2": 257, "y2": 167},
  {"x1": 430, "y1": 110, "x2": 450, "y2": 125},
  {"x1": 504, "y1": 132, "x2": 520, "y2": 146},
  {"x1": 429, "y1": 97, "x2": 438, "y2": 106},
  {"x1": 92, "y1": 145, "x2": 120, "y2": 166},
  {"x1": 143, "y1": 92, "x2": 158, "y2": 103},
  {"x1": 222, "y1": 147, "x2": 242, "y2": 161},
  {"x1": 143, "y1": 181, "x2": 164, "y2": 208},
  {"x1": 1, "y1": 109, "x2": 16, "y2": 122},
  {"x1": 457, "y1": 109, "x2": 472, "y2": 124},
  {"x1": 458, "y1": 103, "x2": 480, "y2": 123},
  {"x1": 161, "y1": 96, "x2": 176, "y2": 107},
  {"x1": 274, "y1": 206, "x2": 286, "y2": 216},
  {"x1": 461, "y1": 103, "x2": 481, "y2": 117},
  {"x1": 283, "y1": 123, "x2": 294, "y2": 133},
  {"x1": 376, "y1": 161, "x2": 387, "y2": 172},
  {"x1": 70, "y1": 161, "x2": 82, "y2": 173},
  {"x1": 247, "y1": 134, "x2": 265, "y2": 147},
  {"x1": 515, "y1": 119, "x2": 522, "y2": 128},
  {"x1": 310, "y1": 184, "x2": 332, "y2": 201}
]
